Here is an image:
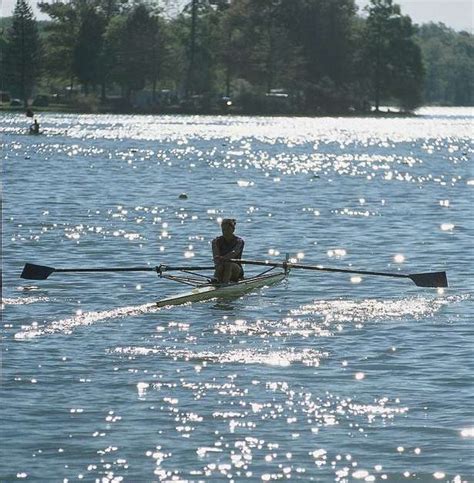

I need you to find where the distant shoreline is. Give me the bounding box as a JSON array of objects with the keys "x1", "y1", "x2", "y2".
[{"x1": 0, "y1": 104, "x2": 424, "y2": 117}]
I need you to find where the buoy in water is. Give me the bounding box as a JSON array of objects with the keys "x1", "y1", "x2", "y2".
[{"x1": 178, "y1": 193, "x2": 188, "y2": 199}]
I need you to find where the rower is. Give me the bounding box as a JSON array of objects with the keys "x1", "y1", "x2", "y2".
[
  {"x1": 212, "y1": 218, "x2": 244, "y2": 283},
  {"x1": 29, "y1": 118, "x2": 40, "y2": 135}
]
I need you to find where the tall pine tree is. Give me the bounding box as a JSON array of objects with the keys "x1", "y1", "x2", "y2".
[{"x1": 5, "y1": 0, "x2": 41, "y2": 107}]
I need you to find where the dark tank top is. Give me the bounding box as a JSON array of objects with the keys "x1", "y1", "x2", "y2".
[{"x1": 214, "y1": 235, "x2": 244, "y2": 259}]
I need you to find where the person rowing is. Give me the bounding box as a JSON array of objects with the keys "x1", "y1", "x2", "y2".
[
  {"x1": 29, "y1": 118, "x2": 40, "y2": 135},
  {"x1": 212, "y1": 218, "x2": 245, "y2": 283}
]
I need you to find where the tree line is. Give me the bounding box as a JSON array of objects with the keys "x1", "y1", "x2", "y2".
[{"x1": 1, "y1": 0, "x2": 473, "y2": 114}]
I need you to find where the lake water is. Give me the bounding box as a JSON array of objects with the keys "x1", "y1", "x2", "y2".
[{"x1": 1, "y1": 108, "x2": 473, "y2": 482}]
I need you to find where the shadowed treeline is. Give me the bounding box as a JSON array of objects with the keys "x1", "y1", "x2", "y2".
[{"x1": 1, "y1": 0, "x2": 473, "y2": 114}]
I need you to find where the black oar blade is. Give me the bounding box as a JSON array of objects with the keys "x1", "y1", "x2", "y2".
[
  {"x1": 21, "y1": 263, "x2": 55, "y2": 280},
  {"x1": 409, "y1": 271, "x2": 448, "y2": 288}
]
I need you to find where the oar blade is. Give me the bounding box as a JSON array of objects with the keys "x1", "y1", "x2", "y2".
[
  {"x1": 409, "y1": 271, "x2": 448, "y2": 288},
  {"x1": 21, "y1": 263, "x2": 55, "y2": 280}
]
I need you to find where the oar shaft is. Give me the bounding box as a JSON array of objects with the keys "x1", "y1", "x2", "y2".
[
  {"x1": 289, "y1": 263, "x2": 408, "y2": 279},
  {"x1": 158, "y1": 265, "x2": 215, "y2": 272},
  {"x1": 55, "y1": 267, "x2": 155, "y2": 273},
  {"x1": 20, "y1": 262, "x2": 217, "y2": 280},
  {"x1": 234, "y1": 259, "x2": 447, "y2": 287},
  {"x1": 235, "y1": 259, "x2": 407, "y2": 279},
  {"x1": 54, "y1": 266, "x2": 215, "y2": 273}
]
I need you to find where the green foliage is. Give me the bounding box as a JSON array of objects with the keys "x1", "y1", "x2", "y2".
[
  {"x1": 220, "y1": 0, "x2": 361, "y2": 113},
  {"x1": 38, "y1": 1, "x2": 81, "y2": 87},
  {"x1": 72, "y1": 93, "x2": 101, "y2": 112},
  {"x1": 363, "y1": 0, "x2": 424, "y2": 111},
  {"x1": 416, "y1": 23, "x2": 474, "y2": 106},
  {"x1": 102, "y1": 14, "x2": 127, "y2": 89},
  {"x1": 3, "y1": 0, "x2": 471, "y2": 113},
  {"x1": 281, "y1": 0, "x2": 357, "y2": 85},
  {"x1": 4, "y1": 0, "x2": 41, "y2": 106},
  {"x1": 177, "y1": 1, "x2": 222, "y2": 96},
  {"x1": 221, "y1": 0, "x2": 306, "y2": 92},
  {"x1": 105, "y1": 5, "x2": 162, "y2": 100},
  {"x1": 73, "y1": 7, "x2": 106, "y2": 93}
]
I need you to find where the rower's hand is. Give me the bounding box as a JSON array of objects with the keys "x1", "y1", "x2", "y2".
[{"x1": 217, "y1": 253, "x2": 235, "y2": 263}]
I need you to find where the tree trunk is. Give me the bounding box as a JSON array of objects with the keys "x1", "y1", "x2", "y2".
[
  {"x1": 374, "y1": 71, "x2": 380, "y2": 112},
  {"x1": 185, "y1": 0, "x2": 198, "y2": 98},
  {"x1": 374, "y1": 36, "x2": 381, "y2": 112},
  {"x1": 225, "y1": 65, "x2": 231, "y2": 97}
]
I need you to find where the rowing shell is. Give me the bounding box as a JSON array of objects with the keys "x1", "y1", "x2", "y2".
[{"x1": 156, "y1": 271, "x2": 286, "y2": 308}]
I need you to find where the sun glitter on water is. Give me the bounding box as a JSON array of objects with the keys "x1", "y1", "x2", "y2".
[{"x1": 460, "y1": 427, "x2": 474, "y2": 438}]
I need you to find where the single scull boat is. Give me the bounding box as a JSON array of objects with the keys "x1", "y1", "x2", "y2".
[{"x1": 155, "y1": 267, "x2": 287, "y2": 307}]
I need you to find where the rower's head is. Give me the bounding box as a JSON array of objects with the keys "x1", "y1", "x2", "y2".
[{"x1": 221, "y1": 218, "x2": 236, "y2": 238}]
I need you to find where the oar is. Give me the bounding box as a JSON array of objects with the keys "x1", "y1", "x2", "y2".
[
  {"x1": 233, "y1": 259, "x2": 448, "y2": 288},
  {"x1": 20, "y1": 263, "x2": 215, "y2": 280}
]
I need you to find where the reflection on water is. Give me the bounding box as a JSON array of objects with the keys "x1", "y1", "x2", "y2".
[
  {"x1": 1, "y1": 109, "x2": 472, "y2": 481},
  {"x1": 111, "y1": 346, "x2": 327, "y2": 367},
  {"x1": 292, "y1": 296, "x2": 452, "y2": 321}
]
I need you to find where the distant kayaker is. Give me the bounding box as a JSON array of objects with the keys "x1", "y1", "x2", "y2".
[
  {"x1": 212, "y1": 218, "x2": 244, "y2": 283},
  {"x1": 29, "y1": 119, "x2": 40, "y2": 135}
]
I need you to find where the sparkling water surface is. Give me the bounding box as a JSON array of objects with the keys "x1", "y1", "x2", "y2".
[{"x1": 1, "y1": 108, "x2": 473, "y2": 481}]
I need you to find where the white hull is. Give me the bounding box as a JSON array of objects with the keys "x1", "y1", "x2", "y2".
[{"x1": 156, "y1": 271, "x2": 286, "y2": 308}]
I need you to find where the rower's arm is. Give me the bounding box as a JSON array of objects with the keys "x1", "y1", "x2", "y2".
[{"x1": 212, "y1": 238, "x2": 221, "y2": 264}]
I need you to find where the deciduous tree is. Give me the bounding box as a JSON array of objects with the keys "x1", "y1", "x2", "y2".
[
  {"x1": 73, "y1": 7, "x2": 106, "y2": 94},
  {"x1": 416, "y1": 23, "x2": 473, "y2": 106},
  {"x1": 364, "y1": 0, "x2": 424, "y2": 111},
  {"x1": 38, "y1": 1, "x2": 80, "y2": 92},
  {"x1": 103, "y1": 5, "x2": 162, "y2": 102}
]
